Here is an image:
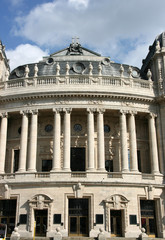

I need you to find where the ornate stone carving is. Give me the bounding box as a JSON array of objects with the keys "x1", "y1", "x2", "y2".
[
  {"x1": 73, "y1": 182, "x2": 84, "y2": 198},
  {"x1": 104, "y1": 194, "x2": 129, "y2": 233},
  {"x1": 28, "y1": 194, "x2": 53, "y2": 232},
  {"x1": 67, "y1": 39, "x2": 83, "y2": 55}
]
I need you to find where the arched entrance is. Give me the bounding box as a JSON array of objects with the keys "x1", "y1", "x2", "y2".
[
  {"x1": 104, "y1": 194, "x2": 129, "y2": 237},
  {"x1": 28, "y1": 194, "x2": 53, "y2": 237}
]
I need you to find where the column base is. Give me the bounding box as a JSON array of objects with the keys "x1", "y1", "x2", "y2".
[
  {"x1": 97, "y1": 168, "x2": 106, "y2": 172},
  {"x1": 87, "y1": 168, "x2": 96, "y2": 172},
  {"x1": 122, "y1": 169, "x2": 129, "y2": 172},
  {"x1": 50, "y1": 168, "x2": 61, "y2": 172},
  {"x1": 0, "y1": 171, "x2": 5, "y2": 174},
  {"x1": 16, "y1": 169, "x2": 26, "y2": 173},
  {"x1": 27, "y1": 169, "x2": 37, "y2": 172},
  {"x1": 62, "y1": 168, "x2": 71, "y2": 172}
]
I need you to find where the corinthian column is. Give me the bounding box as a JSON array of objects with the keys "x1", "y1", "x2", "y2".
[
  {"x1": 87, "y1": 108, "x2": 95, "y2": 171},
  {"x1": 97, "y1": 109, "x2": 105, "y2": 171},
  {"x1": 52, "y1": 108, "x2": 62, "y2": 171},
  {"x1": 27, "y1": 110, "x2": 38, "y2": 172},
  {"x1": 128, "y1": 111, "x2": 138, "y2": 172},
  {"x1": 18, "y1": 111, "x2": 29, "y2": 172},
  {"x1": 63, "y1": 108, "x2": 71, "y2": 171},
  {"x1": 148, "y1": 113, "x2": 159, "y2": 174},
  {"x1": 0, "y1": 112, "x2": 8, "y2": 174},
  {"x1": 120, "y1": 110, "x2": 129, "y2": 172}
]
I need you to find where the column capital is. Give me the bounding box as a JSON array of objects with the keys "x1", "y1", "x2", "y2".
[
  {"x1": 20, "y1": 110, "x2": 29, "y2": 116},
  {"x1": 29, "y1": 109, "x2": 38, "y2": 115},
  {"x1": 0, "y1": 112, "x2": 8, "y2": 118},
  {"x1": 119, "y1": 110, "x2": 128, "y2": 115},
  {"x1": 63, "y1": 108, "x2": 72, "y2": 114},
  {"x1": 53, "y1": 108, "x2": 63, "y2": 113},
  {"x1": 148, "y1": 112, "x2": 157, "y2": 119},
  {"x1": 87, "y1": 108, "x2": 96, "y2": 113},
  {"x1": 128, "y1": 110, "x2": 137, "y2": 116},
  {"x1": 97, "y1": 108, "x2": 105, "y2": 114}
]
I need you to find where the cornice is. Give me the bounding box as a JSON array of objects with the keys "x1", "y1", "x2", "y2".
[{"x1": 0, "y1": 92, "x2": 155, "y2": 104}]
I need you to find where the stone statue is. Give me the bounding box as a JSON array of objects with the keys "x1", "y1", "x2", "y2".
[
  {"x1": 34, "y1": 64, "x2": 38, "y2": 77},
  {"x1": 25, "y1": 65, "x2": 29, "y2": 78}
]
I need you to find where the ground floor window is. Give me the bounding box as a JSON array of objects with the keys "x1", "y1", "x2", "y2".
[
  {"x1": 0, "y1": 199, "x2": 17, "y2": 237},
  {"x1": 140, "y1": 200, "x2": 157, "y2": 237}
]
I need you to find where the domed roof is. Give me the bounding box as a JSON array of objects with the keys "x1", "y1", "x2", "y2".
[{"x1": 9, "y1": 40, "x2": 140, "y2": 80}]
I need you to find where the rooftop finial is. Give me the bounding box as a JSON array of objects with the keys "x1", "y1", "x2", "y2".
[{"x1": 72, "y1": 36, "x2": 79, "y2": 44}]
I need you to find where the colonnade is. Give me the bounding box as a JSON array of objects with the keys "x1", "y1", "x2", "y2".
[{"x1": 0, "y1": 109, "x2": 160, "y2": 174}]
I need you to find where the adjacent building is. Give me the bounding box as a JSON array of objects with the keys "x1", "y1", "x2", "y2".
[{"x1": 0, "y1": 33, "x2": 165, "y2": 238}]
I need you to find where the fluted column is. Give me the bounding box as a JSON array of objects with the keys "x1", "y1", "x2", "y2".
[
  {"x1": 52, "y1": 108, "x2": 62, "y2": 171},
  {"x1": 120, "y1": 110, "x2": 129, "y2": 172},
  {"x1": 63, "y1": 108, "x2": 71, "y2": 171},
  {"x1": 0, "y1": 112, "x2": 8, "y2": 174},
  {"x1": 87, "y1": 108, "x2": 95, "y2": 171},
  {"x1": 27, "y1": 110, "x2": 38, "y2": 172},
  {"x1": 97, "y1": 109, "x2": 105, "y2": 171},
  {"x1": 128, "y1": 111, "x2": 138, "y2": 172},
  {"x1": 148, "y1": 113, "x2": 159, "y2": 174},
  {"x1": 18, "y1": 111, "x2": 29, "y2": 172}
]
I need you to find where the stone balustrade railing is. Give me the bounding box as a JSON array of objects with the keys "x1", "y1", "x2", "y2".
[{"x1": 0, "y1": 75, "x2": 154, "y2": 92}]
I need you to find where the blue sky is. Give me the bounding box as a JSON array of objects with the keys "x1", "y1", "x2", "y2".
[{"x1": 1, "y1": 0, "x2": 165, "y2": 70}]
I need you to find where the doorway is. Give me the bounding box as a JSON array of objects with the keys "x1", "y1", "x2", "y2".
[
  {"x1": 71, "y1": 148, "x2": 85, "y2": 171},
  {"x1": 68, "y1": 198, "x2": 89, "y2": 236},
  {"x1": 35, "y1": 210, "x2": 47, "y2": 236},
  {"x1": 110, "y1": 210, "x2": 122, "y2": 237},
  {"x1": 0, "y1": 199, "x2": 17, "y2": 237},
  {"x1": 140, "y1": 200, "x2": 157, "y2": 237}
]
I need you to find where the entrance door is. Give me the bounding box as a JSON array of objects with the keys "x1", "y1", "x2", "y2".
[
  {"x1": 141, "y1": 217, "x2": 156, "y2": 237},
  {"x1": 110, "y1": 210, "x2": 122, "y2": 237},
  {"x1": 35, "y1": 210, "x2": 47, "y2": 236},
  {"x1": 69, "y1": 199, "x2": 88, "y2": 236},
  {"x1": 140, "y1": 200, "x2": 157, "y2": 237},
  {"x1": 0, "y1": 199, "x2": 17, "y2": 237},
  {"x1": 71, "y1": 148, "x2": 85, "y2": 171}
]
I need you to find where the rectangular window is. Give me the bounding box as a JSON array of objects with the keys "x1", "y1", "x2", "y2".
[
  {"x1": 96, "y1": 214, "x2": 103, "y2": 224},
  {"x1": 129, "y1": 215, "x2": 137, "y2": 225},
  {"x1": 105, "y1": 160, "x2": 113, "y2": 172},
  {"x1": 137, "y1": 150, "x2": 141, "y2": 172},
  {"x1": 14, "y1": 150, "x2": 19, "y2": 172},
  {"x1": 19, "y1": 214, "x2": 27, "y2": 224},
  {"x1": 53, "y1": 214, "x2": 61, "y2": 224},
  {"x1": 42, "y1": 160, "x2": 52, "y2": 172}
]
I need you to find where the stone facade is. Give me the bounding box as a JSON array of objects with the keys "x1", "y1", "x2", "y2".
[{"x1": 0, "y1": 35, "x2": 165, "y2": 238}]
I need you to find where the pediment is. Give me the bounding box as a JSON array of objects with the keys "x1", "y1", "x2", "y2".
[{"x1": 50, "y1": 44, "x2": 101, "y2": 57}]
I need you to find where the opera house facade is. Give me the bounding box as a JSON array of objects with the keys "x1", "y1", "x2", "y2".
[{"x1": 0, "y1": 33, "x2": 165, "y2": 238}]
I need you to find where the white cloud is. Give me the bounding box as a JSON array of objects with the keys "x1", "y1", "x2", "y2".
[
  {"x1": 12, "y1": 0, "x2": 165, "y2": 67},
  {"x1": 68, "y1": 0, "x2": 89, "y2": 9},
  {"x1": 6, "y1": 44, "x2": 49, "y2": 70}
]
